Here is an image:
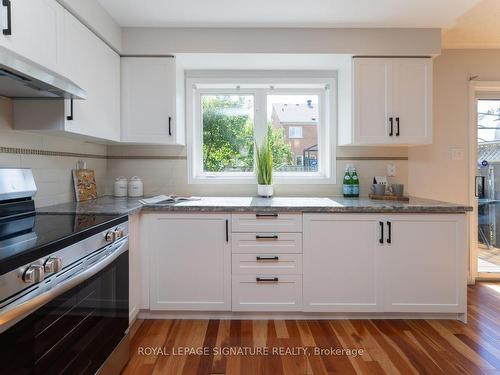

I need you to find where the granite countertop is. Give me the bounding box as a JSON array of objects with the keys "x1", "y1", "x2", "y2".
[{"x1": 37, "y1": 196, "x2": 473, "y2": 215}]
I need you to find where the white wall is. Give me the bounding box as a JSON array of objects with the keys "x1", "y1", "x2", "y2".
[
  {"x1": 409, "y1": 49, "x2": 500, "y2": 204},
  {"x1": 122, "y1": 27, "x2": 440, "y2": 55},
  {"x1": 0, "y1": 98, "x2": 107, "y2": 207}
]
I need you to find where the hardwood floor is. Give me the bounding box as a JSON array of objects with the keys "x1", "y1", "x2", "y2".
[{"x1": 122, "y1": 282, "x2": 500, "y2": 374}]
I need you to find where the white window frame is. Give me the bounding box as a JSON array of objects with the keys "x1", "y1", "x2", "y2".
[
  {"x1": 186, "y1": 71, "x2": 336, "y2": 185},
  {"x1": 288, "y1": 126, "x2": 303, "y2": 139}
]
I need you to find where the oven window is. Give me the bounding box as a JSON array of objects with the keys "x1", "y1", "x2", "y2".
[{"x1": 0, "y1": 250, "x2": 128, "y2": 375}]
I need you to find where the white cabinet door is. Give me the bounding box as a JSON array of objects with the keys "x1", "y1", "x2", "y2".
[
  {"x1": 121, "y1": 57, "x2": 179, "y2": 144},
  {"x1": 0, "y1": 0, "x2": 63, "y2": 72},
  {"x1": 392, "y1": 59, "x2": 432, "y2": 144},
  {"x1": 61, "y1": 11, "x2": 120, "y2": 141},
  {"x1": 303, "y1": 214, "x2": 383, "y2": 312},
  {"x1": 352, "y1": 58, "x2": 392, "y2": 145},
  {"x1": 344, "y1": 57, "x2": 432, "y2": 146},
  {"x1": 382, "y1": 214, "x2": 467, "y2": 313},
  {"x1": 149, "y1": 213, "x2": 231, "y2": 311}
]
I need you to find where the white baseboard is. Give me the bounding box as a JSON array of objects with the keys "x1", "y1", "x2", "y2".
[{"x1": 138, "y1": 310, "x2": 466, "y2": 322}]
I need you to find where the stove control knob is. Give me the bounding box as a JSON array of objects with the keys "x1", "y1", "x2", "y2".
[
  {"x1": 44, "y1": 257, "x2": 63, "y2": 273},
  {"x1": 22, "y1": 265, "x2": 45, "y2": 284},
  {"x1": 114, "y1": 228, "x2": 124, "y2": 239},
  {"x1": 105, "y1": 231, "x2": 116, "y2": 242}
]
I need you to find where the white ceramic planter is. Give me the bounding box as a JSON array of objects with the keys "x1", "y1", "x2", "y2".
[{"x1": 257, "y1": 184, "x2": 274, "y2": 197}]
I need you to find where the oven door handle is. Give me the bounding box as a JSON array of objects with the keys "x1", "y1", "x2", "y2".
[{"x1": 0, "y1": 237, "x2": 128, "y2": 334}]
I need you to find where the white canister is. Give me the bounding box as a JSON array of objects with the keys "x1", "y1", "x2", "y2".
[
  {"x1": 128, "y1": 176, "x2": 144, "y2": 197},
  {"x1": 113, "y1": 177, "x2": 128, "y2": 197}
]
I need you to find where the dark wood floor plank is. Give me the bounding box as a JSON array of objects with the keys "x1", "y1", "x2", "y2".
[{"x1": 121, "y1": 282, "x2": 500, "y2": 375}]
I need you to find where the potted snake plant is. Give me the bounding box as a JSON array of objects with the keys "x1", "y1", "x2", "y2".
[{"x1": 256, "y1": 135, "x2": 273, "y2": 197}]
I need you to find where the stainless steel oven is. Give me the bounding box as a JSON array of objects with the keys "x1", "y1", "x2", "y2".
[{"x1": 0, "y1": 230, "x2": 129, "y2": 375}]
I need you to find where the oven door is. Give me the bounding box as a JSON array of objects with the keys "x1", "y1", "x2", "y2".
[{"x1": 0, "y1": 237, "x2": 129, "y2": 375}]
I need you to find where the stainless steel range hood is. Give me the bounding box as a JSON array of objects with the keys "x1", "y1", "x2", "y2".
[{"x1": 0, "y1": 46, "x2": 86, "y2": 100}]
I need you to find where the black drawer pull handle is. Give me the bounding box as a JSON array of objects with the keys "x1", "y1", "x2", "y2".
[
  {"x1": 225, "y1": 219, "x2": 228, "y2": 242},
  {"x1": 387, "y1": 221, "x2": 392, "y2": 244},
  {"x1": 256, "y1": 212, "x2": 278, "y2": 218},
  {"x1": 66, "y1": 98, "x2": 74, "y2": 121},
  {"x1": 379, "y1": 221, "x2": 384, "y2": 244},
  {"x1": 256, "y1": 277, "x2": 279, "y2": 282},
  {"x1": 389, "y1": 117, "x2": 393, "y2": 136},
  {"x1": 168, "y1": 116, "x2": 172, "y2": 136},
  {"x1": 256, "y1": 256, "x2": 279, "y2": 261},
  {"x1": 396, "y1": 117, "x2": 400, "y2": 136},
  {"x1": 256, "y1": 234, "x2": 278, "y2": 240},
  {"x1": 2, "y1": 0, "x2": 11, "y2": 36}
]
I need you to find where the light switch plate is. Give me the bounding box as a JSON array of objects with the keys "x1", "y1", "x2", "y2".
[
  {"x1": 386, "y1": 164, "x2": 396, "y2": 177},
  {"x1": 450, "y1": 148, "x2": 464, "y2": 161}
]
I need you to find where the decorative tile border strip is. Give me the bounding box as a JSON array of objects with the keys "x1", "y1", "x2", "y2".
[
  {"x1": 0, "y1": 147, "x2": 408, "y2": 161},
  {"x1": 0, "y1": 146, "x2": 107, "y2": 159}
]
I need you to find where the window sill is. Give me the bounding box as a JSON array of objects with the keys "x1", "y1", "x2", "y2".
[{"x1": 189, "y1": 174, "x2": 336, "y2": 185}]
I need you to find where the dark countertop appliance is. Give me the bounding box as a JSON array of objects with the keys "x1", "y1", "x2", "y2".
[{"x1": 0, "y1": 169, "x2": 129, "y2": 374}]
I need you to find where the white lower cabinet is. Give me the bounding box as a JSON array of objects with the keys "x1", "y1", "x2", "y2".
[
  {"x1": 148, "y1": 213, "x2": 231, "y2": 311},
  {"x1": 382, "y1": 215, "x2": 467, "y2": 313},
  {"x1": 303, "y1": 214, "x2": 383, "y2": 312},
  {"x1": 303, "y1": 213, "x2": 467, "y2": 314}
]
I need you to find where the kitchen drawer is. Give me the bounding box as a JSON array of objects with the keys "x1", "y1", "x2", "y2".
[
  {"x1": 232, "y1": 213, "x2": 302, "y2": 233},
  {"x1": 232, "y1": 275, "x2": 302, "y2": 311},
  {"x1": 232, "y1": 253, "x2": 302, "y2": 275},
  {"x1": 232, "y1": 233, "x2": 302, "y2": 254}
]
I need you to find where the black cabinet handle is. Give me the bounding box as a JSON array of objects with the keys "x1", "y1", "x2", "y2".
[
  {"x1": 389, "y1": 117, "x2": 393, "y2": 136},
  {"x1": 256, "y1": 212, "x2": 278, "y2": 218},
  {"x1": 256, "y1": 234, "x2": 278, "y2": 240},
  {"x1": 66, "y1": 98, "x2": 74, "y2": 121},
  {"x1": 225, "y1": 219, "x2": 228, "y2": 242},
  {"x1": 256, "y1": 277, "x2": 279, "y2": 282},
  {"x1": 379, "y1": 221, "x2": 384, "y2": 244},
  {"x1": 2, "y1": 0, "x2": 11, "y2": 36},
  {"x1": 396, "y1": 117, "x2": 400, "y2": 136},
  {"x1": 256, "y1": 256, "x2": 279, "y2": 261},
  {"x1": 387, "y1": 221, "x2": 392, "y2": 244},
  {"x1": 168, "y1": 116, "x2": 172, "y2": 136}
]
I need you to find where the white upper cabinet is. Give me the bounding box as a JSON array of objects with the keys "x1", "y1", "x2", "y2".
[
  {"x1": 0, "y1": 0, "x2": 63, "y2": 73},
  {"x1": 121, "y1": 57, "x2": 183, "y2": 145},
  {"x1": 339, "y1": 57, "x2": 432, "y2": 146},
  {"x1": 61, "y1": 11, "x2": 120, "y2": 141}
]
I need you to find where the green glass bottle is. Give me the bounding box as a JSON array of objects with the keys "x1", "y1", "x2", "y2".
[
  {"x1": 351, "y1": 167, "x2": 359, "y2": 197},
  {"x1": 342, "y1": 167, "x2": 353, "y2": 197}
]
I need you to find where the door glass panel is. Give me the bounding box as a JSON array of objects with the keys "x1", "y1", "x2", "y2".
[{"x1": 477, "y1": 99, "x2": 500, "y2": 274}]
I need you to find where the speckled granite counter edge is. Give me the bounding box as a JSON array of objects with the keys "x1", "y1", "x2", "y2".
[{"x1": 140, "y1": 205, "x2": 472, "y2": 214}]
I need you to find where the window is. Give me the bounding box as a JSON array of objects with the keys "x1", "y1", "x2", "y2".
[
  {"x1": 187, "y1": 72, "x2": 336, "y2": 184},
  {"x1": 288, "y1": 127, "x2": 303, "y2": 139}
]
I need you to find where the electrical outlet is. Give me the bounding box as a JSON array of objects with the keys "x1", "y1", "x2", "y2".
[{"x1": 387, "y1": 164, "x2": 396, "y2": 177}]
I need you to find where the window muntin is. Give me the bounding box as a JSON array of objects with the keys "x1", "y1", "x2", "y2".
[{"x1": 187, "y1": 74, "x2": 335, "y2": 184}]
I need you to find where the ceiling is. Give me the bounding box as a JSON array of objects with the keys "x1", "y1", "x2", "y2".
[
  {"x1": 97, "y1": 0, "x2": 481, "y2": 28},
  {"x1": 442, "y1": 0, "x2": 500, "y2": 48}
]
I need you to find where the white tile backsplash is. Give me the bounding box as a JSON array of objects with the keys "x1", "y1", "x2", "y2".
[{"x1": 0, "y1": 95, "x2": 409, "y2": 205}]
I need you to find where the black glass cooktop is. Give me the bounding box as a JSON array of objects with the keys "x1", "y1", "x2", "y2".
[{"x1": 0, "y1": 213, "x2": 127, "y2": 275}]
